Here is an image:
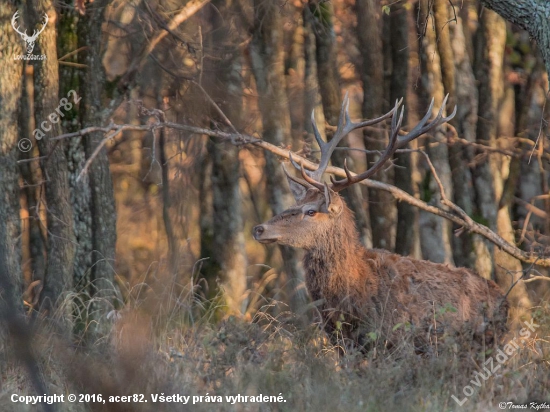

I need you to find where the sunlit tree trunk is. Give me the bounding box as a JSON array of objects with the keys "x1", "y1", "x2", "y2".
[
  {"x1": 416, "y1": 0, "x2": 455, "y2": 265},
  {"x1": 0, "y1": 0, "x2": 24, "y2": 308},
  {"x1": 474, "y1": 9, "x2": 531, "y2": 311},
  {"x1": 250, "y1": 0, "x2": 308, "y2": 312}
]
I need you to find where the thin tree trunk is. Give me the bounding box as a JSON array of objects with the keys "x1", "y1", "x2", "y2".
[
  {"x1": 308, "y1": 1, "x2": 372, "y2": 247},
  {"x1": 447, "y1": 9, "x2": 485, "y2": 271},
  {"x1": 417, "y1": 0, "x2": 455, "y2": 265},
  {"x1": 0, "y1": 1, "x2": 24, "y2": 309},
  {"x1": 200, "y1": 0, "x2": 248, "y2": 313},
  {"x1": 28, "y1": 1, "x2": 75, "y2": 316},
  {"x1": 356, "y1": 0, "x2": 396, "y2": 251},
  {"x1": 19, "y1": 66, "x2": 46, "y2": 286},
  {"x1": 250, "y1": 0, "x2": 308, "y2": 312},
  {"x1": 78, "y1": 0, "x2": 118, "y2": 328},
  {"x1": 388, "y1": 1, "x2": 417, "y2": 256}
]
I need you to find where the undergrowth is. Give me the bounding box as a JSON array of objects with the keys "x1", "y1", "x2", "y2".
[{"x1": 1, "y1": 278, "x2": 549, "y2": 412}]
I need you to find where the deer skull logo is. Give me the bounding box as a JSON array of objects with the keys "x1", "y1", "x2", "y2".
[{"x1": 11, "y1": 11, "x2": 48, "y2": 55}]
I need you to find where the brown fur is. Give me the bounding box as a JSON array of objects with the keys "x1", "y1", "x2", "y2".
[{"x1": 254, "y1": 187, "x2": 508, "y2": 352}]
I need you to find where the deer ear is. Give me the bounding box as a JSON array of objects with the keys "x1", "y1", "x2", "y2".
[
  {"x1": 324, "y1": 183, "x2": 343, "y2": 216},
  {"x1": 283, "y1": 164, "x2": 309, "y2": 203},
  {"x1": 286, "y1": 175, "x2": 308, "y2": 203}
]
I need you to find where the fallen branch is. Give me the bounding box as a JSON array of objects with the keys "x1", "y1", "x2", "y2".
[{"x1": 20, "y1": 119, "x2": 550, "y2": 268}]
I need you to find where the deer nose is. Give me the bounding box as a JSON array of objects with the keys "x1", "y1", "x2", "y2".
[{"x1": 253, "y1": 225, "x2": 265, "y2": 239}]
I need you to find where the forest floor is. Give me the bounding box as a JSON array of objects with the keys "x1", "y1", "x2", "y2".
[{"x1": 2, "y1": 286, "x2": 549, "y2": 412}]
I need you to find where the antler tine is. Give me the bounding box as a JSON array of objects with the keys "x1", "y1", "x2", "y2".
[
  {"x1": 11, "y1": 11, "x2": 26, "y2": 36},
  {"x1": 311, "y1": 109, "x2": 326, "y2": 153},
  {"x1": 330, "y1": 96, "x2": 456, "y2": 192},
  {"x1": 396, "y1": 94, "x2": 457, "y2": 149},
  {"x1": 331, "y1": 100, "x2": 405, "y2": 191},
  {"x1": 311, "y1": 93, "x2": 403, "y2": 183},
  {"x1": 282, "y1": 161, "x2": 314, "y2": 188},
  {"x1": 299, "y1": 160, "x2": 325, "y2": 190},
  {"x1": 288, "y1": 152, "x2": 324, "y2": 190}
]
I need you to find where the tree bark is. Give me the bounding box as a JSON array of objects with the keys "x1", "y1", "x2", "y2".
[
  {"x1": 356, "y1": 0, "x2": 396, "y2": 250},
  {"x1": 28, "y1": 0, "x2": 76, "y2": 315},
  {"x1": 474, "y1": 8, "x2": 531, "y2": 310},
  {"x1": 0, "y1": 0, "x2": 24, "y2": 309},
  {"x1": 59, "y1": 8, "x2": 94, "y2": 313},
  {"x1": 417, "y1": 0, "x2": 455, "y2": 265},
  {"x1": 388, "y1": 1, "x2": 418, "y2": 256},
  {"x1": 77, "y1": 0, "x2": 118, "y2": 327},
  {"x1": 250, "y1": 0, "x2": 308, "y2": 312},
  {"x1": 447, "y1": 9, "x2": 484, "y2": 271},
  {"x1": 481, "y1": 0, "x2": 550, "y2": 83},
  {"x1": 308, "y1": 1, "x2": 372, "y2": 247},
  {"x1": 200, "y1": 0, "x2": 248, "y2": 314}
]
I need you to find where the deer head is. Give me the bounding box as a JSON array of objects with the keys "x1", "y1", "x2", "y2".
[
  {"x1": 253, "y1": 93, "x2": 456, "y2": 249},
  {"x1": 11, "y1": 11, "x2": 48, "y2": 55}
]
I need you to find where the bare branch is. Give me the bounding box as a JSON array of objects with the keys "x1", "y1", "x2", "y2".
[{"x1": 23, "y1": 117, "x2": 550, "y2": 268}]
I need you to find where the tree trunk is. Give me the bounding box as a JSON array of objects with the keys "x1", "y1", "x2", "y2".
[
  {"x1": 0, "y1": 0, "x2": 24, "y2": 309},
  {"x1": 417, "y1": 0, "x2": 455, "y2": 265},
  {"x1": 200, "y1": 0, "x2": 248, "y2": 314},
  {"x1": 481, "y1": 0, "x2": 550, "y2": 83},
  {"x1": 58, "y1": 8, "x2": 94, "y2": 317},
  {"x1": 77, "y1": 0, "x2": 118, "y2": 327},
  {"x1": 447, "y1": 9, "x2": 485, "y2": 271},
  {"x1": 388, "y1": 1, "x2": 418, "y2": 256},
  {"x1": 28, "y1": 1, "x2": 75, "y2": 316},
  {"x1": 356, "y1": 0, "x2": 396, "y2": 251},
  {"x1": 474, "y1": 8, "x2": 531, "y2": 311},
  {"x1": 249, "y1": 0, "x2": 308, "y2": 312},
  {"x1": 308, "y1": 1, "x2": 372, "y2": 247}
]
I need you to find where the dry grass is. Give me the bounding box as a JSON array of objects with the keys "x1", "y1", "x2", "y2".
[{"x1": 1, "y1": 275, "x2": 549, "y2": 412}]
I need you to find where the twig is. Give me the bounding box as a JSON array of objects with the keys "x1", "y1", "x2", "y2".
[{"x1": 21, "y1": 118, "x2": 550, "y2": 268}]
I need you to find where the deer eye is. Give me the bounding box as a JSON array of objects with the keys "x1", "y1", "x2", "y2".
[{"x1": 306, "y1": 210, "x2": 316, "y2": 217}]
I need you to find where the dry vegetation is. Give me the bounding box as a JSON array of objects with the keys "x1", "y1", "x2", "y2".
[{"x1": 2, "y1": 275, "x2": 549, "y2": 412}]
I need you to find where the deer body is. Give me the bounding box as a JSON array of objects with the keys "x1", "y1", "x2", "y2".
[
  {"x1": 255, "y1": 187, "x2": 508, "y2": 351},
  {"x1": 253, "y1": 94, "x2": 508, "y2": 351}
]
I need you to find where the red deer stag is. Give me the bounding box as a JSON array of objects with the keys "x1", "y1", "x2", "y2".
[{"x1": 253, "y1": 94, "x2": 508, "y2": 353}]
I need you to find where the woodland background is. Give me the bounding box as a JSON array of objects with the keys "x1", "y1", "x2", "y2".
[{"x1": 1, "y1": 0, "x2": 550, "y2": 411}]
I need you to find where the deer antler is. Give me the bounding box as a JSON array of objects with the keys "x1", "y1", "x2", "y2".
[
  {"x1": 11, "y1": 11, "x2": 27, "y2": 38},
  {"x1": 290, "y1": 93, "x2": 456, "y2": 192}
]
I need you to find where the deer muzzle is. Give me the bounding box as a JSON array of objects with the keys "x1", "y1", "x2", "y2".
[{"x1": 253, "y1": 224, "x2": 278, "y2": 244}]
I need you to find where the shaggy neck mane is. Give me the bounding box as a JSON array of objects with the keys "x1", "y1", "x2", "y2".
[{"x1": 303, "y1": 204, "x2": 371, "y2": 297}]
